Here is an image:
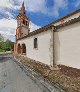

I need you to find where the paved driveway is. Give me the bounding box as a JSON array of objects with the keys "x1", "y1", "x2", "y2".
[
  {"x1": 0, "y1": 55, "x2": 63, "y2": 92},
  {"x1": 0, "y1": 57, "x2": 51, "y2": 92}
]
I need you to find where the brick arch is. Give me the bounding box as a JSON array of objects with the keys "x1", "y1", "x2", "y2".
[
  {"x1": 22, "y1": 43, "x2": 26, "y2": 55},
  {"x1": 17, "y1": 43, "x2": 21, "y2": 54}
]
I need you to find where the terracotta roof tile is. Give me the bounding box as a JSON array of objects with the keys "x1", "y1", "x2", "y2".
[
  {"x1": 17, "y1": 24, "x2": 53, "y2": 40},
  {"x1": 56, "y1": 16, "x2": 80, "y2": 29}
]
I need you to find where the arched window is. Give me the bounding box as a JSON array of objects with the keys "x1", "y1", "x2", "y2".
[{"x1": 22, "y1": 44, "x2": 26, "y2": 54}]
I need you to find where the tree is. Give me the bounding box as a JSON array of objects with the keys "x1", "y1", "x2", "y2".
[
  {"x1": 5, "y1": 39, "x2": 14, "y2": 51},
  {"x1": 0, "y1": 34, "x2": 4, "y2": 42},
  {"x1": 6, "y1": 39, "x2": 11, "y2": 42}
]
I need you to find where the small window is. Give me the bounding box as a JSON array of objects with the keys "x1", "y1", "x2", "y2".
[{"x1": 34, "y1": 38, "x2": 38, "y2": 48}]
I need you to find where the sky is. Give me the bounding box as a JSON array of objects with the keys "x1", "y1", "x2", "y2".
[{"x1": 0, "y1": 0, "x2": 80, "y2": 42}]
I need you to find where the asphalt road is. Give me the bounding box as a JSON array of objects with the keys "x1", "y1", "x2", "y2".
[{"x1": 0, "y1": 55, "x2": 63, "y2": 92}]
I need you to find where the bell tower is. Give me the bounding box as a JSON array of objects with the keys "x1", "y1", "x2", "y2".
[{"x1": 16, "y1": 2, "x2": 30, "y2": 40}]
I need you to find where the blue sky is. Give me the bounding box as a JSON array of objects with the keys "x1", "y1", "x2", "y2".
[{"x1": 0, "y1": 0, "x2": 80, "y2": 42}]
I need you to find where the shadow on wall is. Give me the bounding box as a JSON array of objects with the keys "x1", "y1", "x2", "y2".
[{"x1": 54, "y1": 32, "x2": 60, "y2": 64}]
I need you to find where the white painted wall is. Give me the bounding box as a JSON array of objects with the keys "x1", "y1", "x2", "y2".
[
  {"x1": 17, "y1": 30, "x2": 51, "y2": 65},
  {"x1": 53, "y1": 12, "x2": 80, "y2": 26},
  {"x1": 16, "y1": 11, "x2": 80, "y2": 68},
  {"x1": 54, "y1": 22, "x2": 80, "y2": 69}
]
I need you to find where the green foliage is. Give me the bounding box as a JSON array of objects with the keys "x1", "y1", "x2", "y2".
[
  {"x1": 0, "y1": 34, "x2": 4, "y2": 42},
  {"x1": 0, "y1": 49, "x2": 5, "y2": 52},
  {"x1": 0, "y1": 40, "x2": 14, "y2": 52}
]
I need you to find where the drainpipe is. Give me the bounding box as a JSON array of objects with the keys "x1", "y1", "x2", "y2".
[
  {"x1": 52, "y1": 25, "x2": 56, "y2": 67},
  {"x1": 52, "y1": 25, "x2": 59, "y2": 70},
  {"x1": 52, "y1": 25, "x2": 55, "y2": 66},
  {"x1": 50, "y1": 25, "x2": 54, "y2": 67}
]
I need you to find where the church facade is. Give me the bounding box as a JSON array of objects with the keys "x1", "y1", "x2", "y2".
[{"x1": 14, "y1": 2, "x2": 80, "y2": 69}]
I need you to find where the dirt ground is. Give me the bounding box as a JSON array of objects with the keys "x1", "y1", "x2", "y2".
[{"x1": 14, "y1": 55, "x2": 80, "y2": 92}]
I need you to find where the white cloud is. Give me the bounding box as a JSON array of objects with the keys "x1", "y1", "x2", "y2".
[
  {"x1": 0, "y1": 0, "x2": 41, "y2": 41},
  {"x1": 27, "y1": 0, "x2": 68, "y2": 17},
  {"x1": 30, "y1": 22, "x2": 40, "y2": 32},
  {"x1": 0, "y1": 0, "x2": 68, "y2": 41},
  {"x1": 0, "y1": 0, "x2": 21, "y2": 9},
  {"x1": 52, "y1": 0, "x2": 68, "y2": 16},
  {"x1": 0, "y1": 0, "x2": 69, "y2": 18},
  {"x1": 0, "y1": 18, "x2": 17, "y2": 30},
  {"x1": 0, "y1": 18, "x2": 40, "y2": 41},
  {"x1": 5, "y1": 12, "x2": 13, "y2": 18},
  {"x1": 0, "y1": 18, "x2": 17, "y2": 41},
  {"x1": 27, "y1": 0, "x2": 46, "y2": 13}
]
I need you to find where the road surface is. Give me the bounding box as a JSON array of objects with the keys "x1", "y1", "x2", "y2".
[{"x1": 0, "y1": 55, "x2": 63, "y2": 92}]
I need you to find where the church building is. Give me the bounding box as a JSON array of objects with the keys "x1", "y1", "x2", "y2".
[{"x1": 14, "y1": 2, "x2": 80, "y2": 69}]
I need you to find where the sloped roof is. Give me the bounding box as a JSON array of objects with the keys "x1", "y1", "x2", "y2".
[
  {"x1": 17, "y1": 24, "x2": 54, "y2": 40},
  {"x1": 56, "y1": 16, "x2": 80, "y2": 29}
]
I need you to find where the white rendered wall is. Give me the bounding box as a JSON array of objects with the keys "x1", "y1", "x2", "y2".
[
  {"x1": 54, "y1": 22, "x2": 80, "y2": 69},
  {"x1": 17, "y1": 30, "x2": 51, "y2": 65}
]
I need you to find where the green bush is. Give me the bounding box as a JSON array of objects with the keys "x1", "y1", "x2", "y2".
[{"x1": 0, "y1": 49, "x2": 5, "y2": 52}]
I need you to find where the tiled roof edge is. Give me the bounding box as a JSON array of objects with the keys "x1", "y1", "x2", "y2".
[
  {"x1": 56, "y1": 16, "x2": 80, "y2": 29},
  {"x1": 17, "y1": 24, "x2": 54, "y2": 41}
]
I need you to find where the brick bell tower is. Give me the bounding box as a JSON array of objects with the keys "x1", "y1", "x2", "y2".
[{"x1": 16, "y1": 2, "x2": 30, "y2": 40}]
